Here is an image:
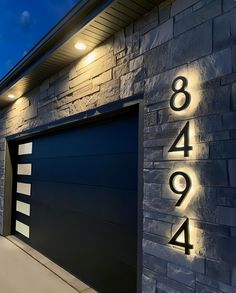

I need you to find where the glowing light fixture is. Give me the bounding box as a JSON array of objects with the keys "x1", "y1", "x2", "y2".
[
  {"x1": 74, "y1": 42, "x2": 86, "y2": 51},
  {"x1": 8, "y1": 94, "x2": 16, "y2": 99}
]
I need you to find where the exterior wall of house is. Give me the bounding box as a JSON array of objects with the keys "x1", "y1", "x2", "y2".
[{"x1": 0, "y1": 0, "x2": 236, "y2": 291}]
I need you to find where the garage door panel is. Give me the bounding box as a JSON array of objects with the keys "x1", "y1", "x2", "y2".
[
  {"x1": 31, "y1": 206, "x2": 137, "y2": 266},
  {"x1": 29, "y1": 154, "x2": 137, "y2": 190},
  {"x1": 30, "y1": 115, "x2": 138, "y2": 159},
  {"x1": 15, "y1": 175, "x2": 33, "y2": 185},
  {"x1": 30, "y1": 207, "x2": 137, "y2": 279},
  {"x1": 32, "y1": 181, "x2": 137, "y2": 225},
  {"x1": 17, "y1": 154, "x2": 137, "y2": 188},
  {"x1": 15, "y1": 211, "x2": 30, "y2": 223},
  {"x1": 13, "y1": 110, "x2": 138, "y2": 293},
  {"x1": 16, "y1": 194, "x2": 31, "y2": 205}
]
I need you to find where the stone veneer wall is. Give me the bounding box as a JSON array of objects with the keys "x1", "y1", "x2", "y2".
[{"x1": 0, "y1": 0, "x2": 236, "y2": 292}]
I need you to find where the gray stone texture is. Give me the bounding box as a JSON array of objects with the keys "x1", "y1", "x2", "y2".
[
  {"x1": 221, "y1": 72, "x2": 236, "y2": 85},
  {"x1": 144, "y1": 41, "x2": 170, "y2": 78},
  {"x1": 144, "y1": 111, "x2": 158, "y2": 127},
  {"x1": 143, "y1": 239, "x2": 205, "y2": 273},
  {"x1": 210, "y1": 141, "x2": 236, "y2": 159},
  {"x1": 135, "y1": 7, "x2": 159, "y2": 36},
  {"x1": 233, "y1": 45, "x2": 236, "y2": 72},
  {"x1": 144, "y1": 65, "x2": 185, "y2": 104},
  {"x1": 206, "y1": 259, "x2": 231, "y2": 284},
  {"x1": 196, "y1": 273, "x2": 219, "y2": 289},
  {"x1": 196, "y1": 283, "x2": 218, "y2": 293},
  {"x1": 140, "y1": 18, "x2": 173, "y2": 53},
  {"x1": 222, "y1": 112, "x2": 236, "y2": 130},
  {"x1": 229, "y1": 160, "x2": 236, "y2": 187},
  {"x1": 114, "y1": 29, "x2": 125, "y2": 55},
  {"x1": 144, "y1": 21, "x2": 212, "y2": 78},
  {"x1": 174, "y1": 0, "x2": 221, "y2": 36},
  {"x1": 167, "y1": 263, "x2": 195, "y2": 287},
  {"x1": 159, "y1": 1, "x2": 171, "y2": 24},
  {"x1": 144, "y1": 218, "x2": 172, "y2": 238},
  {"x1": 216, "y1": 187, "x2": 236, "y2": 208},
  {"x1": 171, "y1": 0, "x2": 199, "y2": 16},
  {"x1": 142, "y1": 274, "x2": 156, "y2": 293},
  {"x1": 0, "y1": 0, "x2": 235, "y2": 292},
  {"x1": 223, "y1": 0, "x2": 236, "y2": 12},
  {"x1": 214, "y1": 8, "x2": 236, "y2": 50},
  {"x1": 144, "y1": 267, "x2": 195, "y2": 293},
  {"x1": 216, "y1": 206, "x2": 236, "y2": 227},
  {"x1": 187, "y1": 187, "x2": 217, "y2": 223},
  {"x1": 219, "y1": 282, "x2": 236, "y2": 293},
  {"x1": 233, "y1": 83, "x2": 236, "y2": 110},
  {"x1": 232, "y1": 267, "x2": 236, "y2": 286},
  {"x1": 120, "y1": 72, "x2": 134, "y2": 99},
  {"x1": 217, "y1": 236, "x2": 236, "y2": 265},
  {"x1": 170, "y1": 20, "x2": 212, "y2": 67},
  {"x1": 188, "y1": 48, "x2": 232, "y2": 82},
  {"x1": 143, "y1": 253, "x2": 167, "y2": 275}
]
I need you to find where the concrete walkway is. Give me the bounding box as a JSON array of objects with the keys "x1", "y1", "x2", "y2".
[{"x1": 0, "y1": 236, "x2": 79, "y2": 293}]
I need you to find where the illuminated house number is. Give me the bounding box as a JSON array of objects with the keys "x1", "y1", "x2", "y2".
[
  {"x1": 168, "y1": 76, "x2": 194, "y2": 255},
  {"x1": 169, "y1": 171, "x2": 192, "y2": 207}
]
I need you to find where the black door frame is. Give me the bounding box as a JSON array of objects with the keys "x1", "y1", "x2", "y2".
[{"x1": 3, "y1": 95, "x2": 144, "y2": 293}]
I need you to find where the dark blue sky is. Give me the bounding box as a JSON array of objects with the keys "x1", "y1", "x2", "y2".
[{"x1": 0, "y1": 0, "x2": 78, "y2": 79}]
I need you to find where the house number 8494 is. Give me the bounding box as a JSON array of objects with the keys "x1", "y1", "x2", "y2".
[{"x1": 168, "y1": 76, "x2": 194, "y2": 255}]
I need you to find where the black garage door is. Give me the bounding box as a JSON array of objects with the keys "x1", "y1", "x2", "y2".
[{"x1": 12, "y1": 109, "x2": 138, "y2": 293}]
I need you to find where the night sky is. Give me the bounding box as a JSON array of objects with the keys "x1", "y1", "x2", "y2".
[{"x1": 0, "y1": 0, "x2": 78, "y2": 79}]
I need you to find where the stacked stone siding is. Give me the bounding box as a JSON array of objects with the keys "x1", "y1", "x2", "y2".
[{"x1": 0, "y1": 0, "x2": 236, "y2": 292}]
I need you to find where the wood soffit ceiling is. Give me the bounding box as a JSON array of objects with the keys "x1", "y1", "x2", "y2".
[{"x1": 0, "y1": 0, "x2": 161, "y2": 108}]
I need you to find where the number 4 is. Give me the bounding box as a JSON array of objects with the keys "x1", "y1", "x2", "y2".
[
  {"x1": 169, "y1": 218, "x2": 193, "y2": 255},
  {"x1": 168, "y1": 121, "x2": 192, "y2": 157}
]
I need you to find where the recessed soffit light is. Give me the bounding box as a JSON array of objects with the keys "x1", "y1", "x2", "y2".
[
  {"x1": 74, "y1": 42, "x2": 86, "y2": 50},
  {"x1": 8, "y1": 94, "x2": 16, "y2": 99}
]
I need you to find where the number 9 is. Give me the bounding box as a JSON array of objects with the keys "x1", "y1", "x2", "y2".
[{"x1": 169, "y1": 171, "x2": 192, "y2": 206}]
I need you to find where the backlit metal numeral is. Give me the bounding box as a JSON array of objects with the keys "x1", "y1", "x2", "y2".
[
  {"x1": 169, "y1": 171, "x2": 191, "y2": 207},
  {"x1": 170, "y1": 76, "x2": 191, "y2": 111},
  {"x1": 168, "y1": 76, "x2": 194, "y2": 255},
  {"x1": 168, "y1": 121, "x2": 192, "y2": 157},
  {"x1": 169, "y1": 218, "x2": 193, "y2": 255}
]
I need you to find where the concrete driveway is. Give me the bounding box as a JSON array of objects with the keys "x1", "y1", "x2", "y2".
[{"x1": 0, "y1": 236, "x2": 87, "y2": 293}]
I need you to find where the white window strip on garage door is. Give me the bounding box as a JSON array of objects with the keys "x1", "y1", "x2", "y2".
[
  {"x1": 18, "y1": 142, "x2": 33, "y2": 155},
  {"x1": 17, "y1": 164, "x2": 32, "y2": 176},
  {"x1": 15, "y1": 220, "x2": 30, "y2": 238},
  {"x1": 16, "y1": 200, "x2": 30, "y2": 216},
  {"x1": 16, "y1": 182, "x2": 31, "y2": 196}
]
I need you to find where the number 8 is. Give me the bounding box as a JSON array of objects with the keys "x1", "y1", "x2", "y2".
[{"x1": 170, "y1": 76, "x2": 191, "y2": 111}]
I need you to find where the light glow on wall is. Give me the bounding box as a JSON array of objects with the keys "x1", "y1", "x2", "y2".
[
  {"x1": 8, "y1": 94, "x2": 16, "y2": 99},
  {"x1": 15, "y1": 97, "x2": 23, "y2": 105},
  {"x1": 85, "y1": 52, "x2": 96, "y2": 65}
]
